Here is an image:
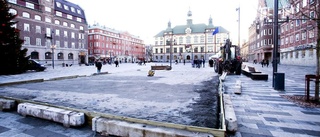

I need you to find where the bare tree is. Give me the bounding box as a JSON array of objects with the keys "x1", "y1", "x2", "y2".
[{"x1": 286, "y1": 0, "x2": 319, "y2": 101}]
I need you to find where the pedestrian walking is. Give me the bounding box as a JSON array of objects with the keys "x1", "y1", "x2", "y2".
[
  {"x1": 266, "y1": 59, "x2": 269, "y2": 67},
  {"x1": 202, "y1": 58, "x2": 205, "y2": 68},
  {"x1": 183, "y1": 59, "x2": 185, "y2": 65},
  {"x1": 95, "y1": 59, "x2": 102, "y2": 73},
  {"x1": 115, "y1": 60, "x2": 119, "y2": 67},
  {"x1": 261, "y1": 59, "x2": 265, "y2": 67}
]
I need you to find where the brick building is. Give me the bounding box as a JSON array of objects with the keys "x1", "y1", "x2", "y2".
[
  {"x1": 279, "y1": 0, "x2": 318, "y2": 66},
  {"x1": 7, "y1": 0, "x2": 88, "y2": 67},
  {"x1": 87, "y1": 23, "x2": 145, "y2": 64}
]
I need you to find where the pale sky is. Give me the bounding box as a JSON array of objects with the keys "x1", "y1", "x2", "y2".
[{"x1": 68, "y1": 0, "x2": 259, "y2": 45}]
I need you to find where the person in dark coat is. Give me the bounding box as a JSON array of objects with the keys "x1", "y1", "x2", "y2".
[
  {"x1": 202, "y1": 58, "x2": 205, "y2": 68},
  {"x1": 114, "y1": 60, "x2": 119, "y2": 67},
  {"x1": 95, "y1": 60, "x2": 102, "y2": 73},
  {"x1": 266, "y1": 59, "x2": 269, "y2": 67}
]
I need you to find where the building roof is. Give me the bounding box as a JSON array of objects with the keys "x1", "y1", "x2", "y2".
[
  {"x1": 154, "y1": 24, "x2": 229, "y2": 37},
  {"x1": 55, "y1": 0, "x2": 86, "y2": 22}
]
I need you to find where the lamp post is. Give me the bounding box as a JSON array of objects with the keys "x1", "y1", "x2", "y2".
[
  {"x1": 51, "y1": 45, "x2": 56, "y2": 69},
  {"x1": 169, "y1": 37, "x2": 173, "y2": 69}
]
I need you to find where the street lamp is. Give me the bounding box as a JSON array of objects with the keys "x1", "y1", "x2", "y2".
[{"x1": 51, "y1": 45, "x2": 56, "y2": 69}]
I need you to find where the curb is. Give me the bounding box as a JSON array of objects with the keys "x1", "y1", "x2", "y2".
[{"x1": 0, "y1": 79, "x2": 44, "y2": 86}]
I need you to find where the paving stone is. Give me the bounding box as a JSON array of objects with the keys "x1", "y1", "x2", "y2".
[
  {"x1": 17, "y1": 116, "x2": 52, "y2": 127},
  {"x1": 0, "y1": 126, "x2": 10, "y2": 134},
  {"x1": 300, "y1": 111, "x2": 320, "y2": 115},
  {"x1": 263, "y1": 117, "x2": 280, "y2": 122},
  {"x1": 280, "y1": 127, "x2": 320, "y2": 136},
  {"x1": 24, "y1": 128, "x2": 68, "y2": 137}
]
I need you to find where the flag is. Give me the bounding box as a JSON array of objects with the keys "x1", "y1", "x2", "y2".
[{"x1": 212, "y1": 27, "x2": 219, "y2": 35}]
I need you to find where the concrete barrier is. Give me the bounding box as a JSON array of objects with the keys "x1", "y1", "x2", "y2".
[
  {"x1": 92, "y1": 117, "x2": 214, "y2": 137},
  {"x1": 234, "y1": 80, "x2": 242, "y2": 94},
  {"x1": 17, "y1": 103, "x2": 85, "y2": 127},
  {"x1": 223, "y1": 94, "x2": 237, "y2": 132},
  {"x1": 0, "y1": 98, "x2": 15, "y2": 111}
]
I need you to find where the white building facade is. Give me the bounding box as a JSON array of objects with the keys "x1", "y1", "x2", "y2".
[{"x1": 153, "y1": 10, "x2": 229, "y2": 63}]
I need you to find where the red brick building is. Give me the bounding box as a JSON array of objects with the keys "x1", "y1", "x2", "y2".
[
  {"x1": 7, "y1": 0, "x2": 88, "y2": 66},
  {"x1": 88, "y1": 23, "x2": 145, "y2": 64},
  {"x1": 279, "y1": 0, "x2": 318, "y2": 66}
]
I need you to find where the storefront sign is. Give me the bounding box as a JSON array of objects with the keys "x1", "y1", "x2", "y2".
[{"x1": 294, "y1": 45, "x2": 314, "y2": 50}]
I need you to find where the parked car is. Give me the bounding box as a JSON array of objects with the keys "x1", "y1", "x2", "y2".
[{"x1": 27, "y1": 60, "x2": 46, "y2": 71}]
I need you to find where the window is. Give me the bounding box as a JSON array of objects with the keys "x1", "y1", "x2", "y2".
[
  {"x1": 64, "y1": 5, "x2": 69, "y2": 10},
  {"x1": 35, "y1": 15, "x2": 41, "y2": 20},
  {"x1": 55, "y1": 29, "x2": 60, "y2": 36},
  {"x1": 30, "y1": 51, "x2": 39, "y2": 59},
  {"x1": 296, "y1": 20, "x2": 300, "y2": 26},
  {"x1": 24, "y1": 23, "x2": 29, "y2": 31},
  {"x1": 64, "y1": 41, "x2": 68, "y2": 48},
  {"x1": 295, "y1": 33, "x2": 299, "y2": 41},
  {"x1": 295, "y1": 51, "x2": 299, "y2": 58},
  {"x1": 36, "y1": 38, "x2": 41, "y2": 46},
  {"x1": 71, "y1": 7, "x2": 75, "y2": 12},
  {"x1": 22, "y1": 12, "x2": 30, "y2": 18},
  {"x1": 186, "y1": 36, "x2": 191, "y2": 44},
  {"x1": 45, "y1": 17, "x2": 51, "y2": 23},
  {"x1": 35, "y1": 26, "x2": 41, "y2": 33},
  {"x1": 309, "y1": 30, "x2": 314, "y2": 38},
  {"x1": 302, "y1": 16, "x2": 306, "y2": 23},
  {"x1": 68, "y1": 53, "x2": 73, "y2": 59},
  {"x1": 63, "y1": 22, "x2": 68, "y2": 26},
  {"x1": 309, "y1": 49, "x2": 314, "y2": 57},
  {"x1": 26, "y1": 2, "x2": 34, "y2": 9},
  {"x1": 302, "y1": 32, "x2": 306, "y2": 40},
  {"x1": 71, "y1": 32, "x2": 75, "y2": 38},
  {"x1": 46, "y1": 28, "x2": 51, "y2": 37},
  {"x1": 64, "y1": 31, "x2": 68, "y2": 37},
  {"x1": 67, "y1": 14, "x2": 72, "y2": 20},
  {"x1": 56, "y1": 2, "x2": 61, "y2": 8},
  {"x1": 207, "y1": 36, "x2": 213, "y2": 43},
  {"x1": 58, "y1": 53, "x2": 64, "y2": 59},
  {"x1": 45, "y1": 7, "x2": 51, "y2": 12},
  {"x1": 24, "y1": 37, "x2": 30, "y2": 45},
  {"x1": 303, "y1": 0, "x2": 307, "y2": 7},
  {"x1": 200, "y1": 36, "x2": 205, "y2": 43},
  {"x1": 77, "y1": 9, "x2": 82, "y2": 14},
  {"x1": 54, "y1": 20, "x2": 60, "y2": 25},
  {"x1": 55, "y1": 40, "x2": 60, "y2": 48},
  {"x1": 56, "y1": 11, "x2": 62, "y2": 17},
  {"x1": 268, "y1": 29, "x2": 272, "y2": 35},
  {"x1": 80, "y1": 26, "x2": 84, "y2": 30},
  {"x1": 193, "y1": 36, "x2": 198, "y2": 43},
  {"x1": 77, "y1": 17, "x2": 81, "y2": 22},
  {"x1": 8, "y1": 0, "x2": 17, "y2": 4},
  {"x1": 71, "y1": 42, "x2": 75, "y2": 48},
  {"x1": 70, "y1": 24, "x2": 75, "y2": 28},
  {"x1": 9, "y1": 9, "x2": 17, "y2": 15},
  {"x1": 310, "y1": 11, "x2": 315, "y2": 19},
  {"x1": 301, "y1": 50, "x2": 305, "y2": 58}
]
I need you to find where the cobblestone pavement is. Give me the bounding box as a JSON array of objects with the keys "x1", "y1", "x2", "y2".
[
  {"x1": 1, "y1": 62, "x2": 320, "y2": 137},
  {"x1": 225, "y1": 62, "x2": 320, "y2": 137}
]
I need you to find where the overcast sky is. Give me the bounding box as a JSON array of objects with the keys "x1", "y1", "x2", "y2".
[{"x1": 68, "y1": 0, "x2": 259, "y2": 45}]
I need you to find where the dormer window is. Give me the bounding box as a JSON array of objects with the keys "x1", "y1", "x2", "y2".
[
  {"x1": 71, "y1": 7, "x2": 75, "y2": 12},
  {"x1": 64, "y1": 5, "x2": 69, "y2": 10},
  {"x1": 77, "y1": 9, "x2": 82, "y2": 14},
  {"x1": 56, "y1": 2, "x2": 61, "y2": 8}
]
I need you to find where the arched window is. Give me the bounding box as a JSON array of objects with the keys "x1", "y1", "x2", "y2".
[
  {"x1": 30, "y1": 51, "x2": 39, "y2": 59},
  {"x1": 45, "y1": 52, "x2": 52, "y2": 59},
  {"x1": 9, "y1": 9, "x2": 17, "y2": 15},
  {"x1": 22, "y1": 12, "x2": 30, "y2": 18},
  {"x1": 68, "y1": 53, "x2": 73, "y2": 59},
  {"x1": 34, "y1": 15, "x2": 41, "y2": 21},
  {"x1": 57, "y1": 52, "x2": 64, "y2": 59}
]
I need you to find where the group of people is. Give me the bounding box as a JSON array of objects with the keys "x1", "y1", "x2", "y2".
[{"x1": 192, "y1": 58, "x2": 206, "y2": 68}]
